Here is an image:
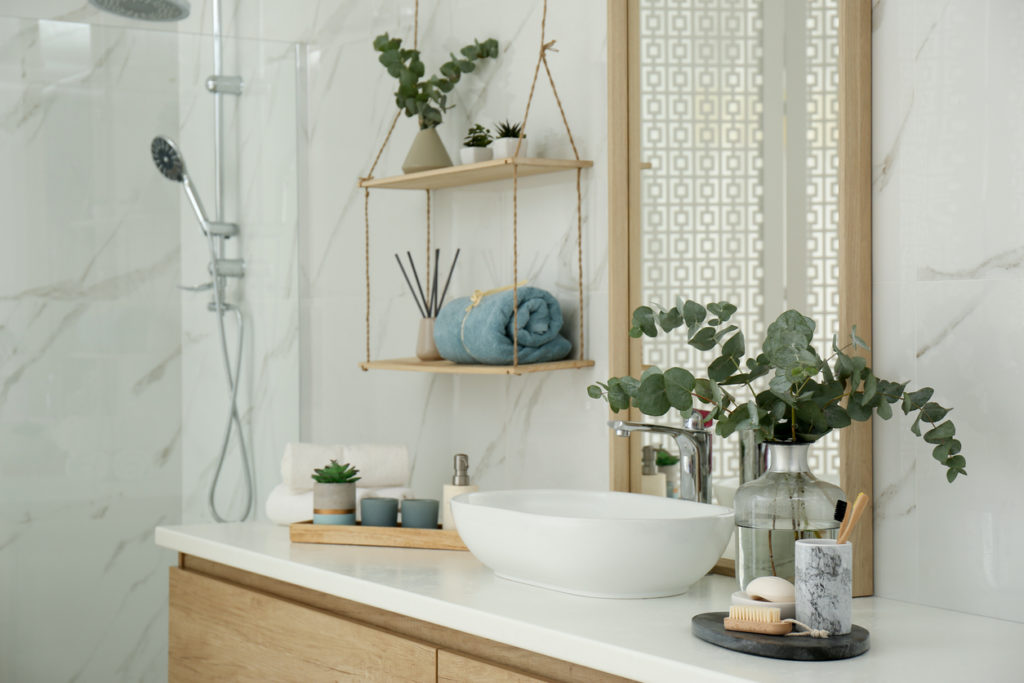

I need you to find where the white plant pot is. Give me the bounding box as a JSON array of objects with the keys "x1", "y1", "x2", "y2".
[
  {"x1": 491, "y1": 137, "x2": 528, "y2": 159},
  {"x1": 459, "y1": 146, "x2": 494, "y2": 164}
]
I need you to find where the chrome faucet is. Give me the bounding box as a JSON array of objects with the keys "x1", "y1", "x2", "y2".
[{"x1": 609, "y1": 413, "x2": 713, "y2": 504}]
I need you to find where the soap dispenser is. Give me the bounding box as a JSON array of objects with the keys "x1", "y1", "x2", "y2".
[
  {"x1": 442, "y1": 453, "x2": 478, "y2": 530},
  {"x1": 640, "y1": 445, "x2": 668, "y2": 497}
]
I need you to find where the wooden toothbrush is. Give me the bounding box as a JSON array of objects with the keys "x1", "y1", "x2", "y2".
[{"x1": 836, "y1": 492, "x2": 869, "y2": 545}]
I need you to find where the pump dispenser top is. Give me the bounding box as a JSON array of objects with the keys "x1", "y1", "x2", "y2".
[{"x1": 443, "y1": 453, "x2": 478, "y2": 530}]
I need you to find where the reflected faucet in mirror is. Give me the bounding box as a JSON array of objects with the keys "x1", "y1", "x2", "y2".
[{"x1": 608, "y1": 414, "x2": 712, "y2": 504}]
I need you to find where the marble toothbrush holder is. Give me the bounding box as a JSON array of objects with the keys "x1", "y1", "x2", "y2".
[{"x1": 795, "y1": 539, "x2": 852, "y2": 635}]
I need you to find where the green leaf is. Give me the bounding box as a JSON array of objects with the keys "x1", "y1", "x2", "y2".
[
  {"x1": 919, "y1": 402, "x2": 950, "y2": 422},
  {"x1": 658, "y1": 307, "x2": 684, "y2": 332},
  {"x1": 846, "y1": 393, "x2": 872, "y2": 422},
  {"x1": 707, "y1": 301, "x2": 738, "y2": 322},
  {"x1": 923, "y1": 420, "x2": 956, "y2": 444},
  {"x1": 824, "y1": 404, "x2": 852, "y2": 428},
  {"x1": 636, "y1": 373, "x2": 670, "y2": 416},
  {"x1": 876, "y1": 400, "x2": 893, "y2": 420},
  {"x1": 586, "y1": 385, "x2": 602, "y2": 399},
  {"x1": 631, "y1": 306, "x2": 657, "y2": 337},
  {"x1": 689, "y1": 327, "x2": 717, "y2": 351},
  {"x1": 902, "y1": 387, "x2": 934, "y2": 414},
  {"x1": 618, "y1": 376, "x2": 641, "y2": 397},
  {"x1": 708, "y1": 356, "x2": 736, "y2": 382},
  {"x1": 910, "y1": 414, "x2": 922, "y2": 436},
  {"x1": 664, "y1": 368, "x2": 696, "y2": 412},
  {"x1": 640, "y1": 365, "x2": 662, "y2": 382},
  {"x1": 862, "y1": 372, "x2": 878, "y2": 403},
  {"x1": 850, "y1": 325, "x2": 870, "y2": 350},
  {"x1": 722, "y1": 331, "x2": 745, "y2": 358},
  {"x1": 606, "y1": 378, "x2": 631, "y2": 413},
  {"x1": 682, "y1": 300, "x2": 707, "y2": 328},
  {"x1": 713, "y1": 325, "x2": 739, "y2": 343}
]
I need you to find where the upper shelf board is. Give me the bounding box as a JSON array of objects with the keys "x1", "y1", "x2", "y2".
[{"x1": 359, "y1": 157, "x2": 593, "y2": 191}]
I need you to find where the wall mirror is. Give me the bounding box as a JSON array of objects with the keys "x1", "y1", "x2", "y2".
[{"x1": 606, "y1": 0, "x2": 872, "y2": 595}]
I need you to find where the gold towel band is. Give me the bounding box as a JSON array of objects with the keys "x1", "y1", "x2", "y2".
[{"x1": 465, "y1": 280, "x2": 529, "y2": 311}]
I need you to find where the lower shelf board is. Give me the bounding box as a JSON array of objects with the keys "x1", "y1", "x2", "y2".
[{"x1": 358, "y1": 357, "x2": 595, "y2": 375}]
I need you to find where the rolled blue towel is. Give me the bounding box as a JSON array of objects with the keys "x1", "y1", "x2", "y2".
[{"x1": 433, "y1": 286, "x2": 572, "y2": 365}]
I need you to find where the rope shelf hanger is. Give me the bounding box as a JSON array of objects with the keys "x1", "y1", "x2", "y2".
[{"x1": 361, "y1": 0, "x2": 587, "y2": 371}]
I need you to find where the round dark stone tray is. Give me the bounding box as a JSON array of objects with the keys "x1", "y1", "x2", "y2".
[{"x1": 692, "y1": 612, "x2": 870, "y2": 661}]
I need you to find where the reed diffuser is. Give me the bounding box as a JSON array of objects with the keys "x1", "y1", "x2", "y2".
[{"x1": 395, "y1": 248, "x2": 460, "y2": 360}]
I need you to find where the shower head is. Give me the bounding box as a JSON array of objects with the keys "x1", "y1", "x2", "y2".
[
  {"x1": 88, "y1": 0, "x2": 190, "y2": 22},
  {"x1": 151, "y1": 136, "x2": 186, "y2": 182}
]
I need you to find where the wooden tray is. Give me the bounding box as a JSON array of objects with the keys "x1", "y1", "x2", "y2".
[
  {"x1": 691, "y1": 612, "x2": 870, "y2": 661},
  {"x1": 289, "y1": 521, "x2": 468, "y2": 551}
]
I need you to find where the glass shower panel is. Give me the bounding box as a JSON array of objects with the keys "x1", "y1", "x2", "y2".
[{"x1": 0, "y1": 16, "x2": 300, "y2": 682}]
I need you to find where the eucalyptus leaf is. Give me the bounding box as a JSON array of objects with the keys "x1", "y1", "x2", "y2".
[
  {"x1": 923, "y1": 420, "x2": 956, "y2": 444},
  {"x1": 636, "y1": 373, "x2": 670, "y2": 416},
  {"x1": 689, "y1": 327, "x2": 717, "y2": 351}
]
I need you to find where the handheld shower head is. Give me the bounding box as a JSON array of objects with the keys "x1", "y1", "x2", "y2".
[
  {"x1": 151, "y1": 136, "x2": 185, "y2": 182},
  {"x1": 88, "y1": 0, "x2": 190, "y2": 22}
]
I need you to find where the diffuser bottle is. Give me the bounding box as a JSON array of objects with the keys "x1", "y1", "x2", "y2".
[
  {"x1": 442, "y1": 453, "x2": 478, "y2": 530},
  {"x1": 733, "y1": 442, "x2": 845, "y2": 590},
  {"x1": 640, "y1": 446, "x2": 667, "y2": 497}
]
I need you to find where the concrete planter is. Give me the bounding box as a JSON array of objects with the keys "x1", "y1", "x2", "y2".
[
  {"x1": 313, "y1": 482, "x2": 356, "y2": 525},
  {"x1": 402, "y1": 127, "x2": 453, "y2": 174}
]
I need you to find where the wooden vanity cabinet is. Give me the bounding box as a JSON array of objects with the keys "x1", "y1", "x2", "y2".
[{"x1": 169, "y1": 554, "x2": 629, "y2": 683}]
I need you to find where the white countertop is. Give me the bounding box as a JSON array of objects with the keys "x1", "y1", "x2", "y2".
[{"x1": 156, "y1": 523, "x2": 1019, "y2": 683}]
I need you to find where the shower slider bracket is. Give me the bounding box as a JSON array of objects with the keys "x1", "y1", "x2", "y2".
[
  {"x1": 206, "y1": 221, "x2": 239, "y2": 238},
  {"x1": 206, "y1": 75, "x2": 244, "y2": 95}
]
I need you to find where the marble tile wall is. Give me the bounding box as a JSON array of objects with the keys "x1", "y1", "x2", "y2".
[
  {"x1": 872, "y1": 0, "x2": 1024, "y2": 621},
  {"x1": 300, "y1": 0, "x2": 611, "y2": 496},
  {"x1": 0, "y1": 18, "x2": 183, "y2": 681}
]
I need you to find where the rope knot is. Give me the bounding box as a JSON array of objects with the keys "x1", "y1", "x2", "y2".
[
  {"x1": 782, "y1": 619, "x2": 831, "y2": 639},
  {"x1": 541, "y1": 39, "x2": 558, "y2": 54}
]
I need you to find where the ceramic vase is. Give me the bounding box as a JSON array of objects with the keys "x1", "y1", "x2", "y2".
[
  {"x1": 732, "y1": 442, "x2": 845, "y2": 590},
  {"x1": 312, "y1": 482, "x2": 356, "y2": 525},
  {"x1": 402, "y1": 127, "x2": 452, "y2": 174},
  {"x1": 416, "y1": 317, "x2": 442, "y2": 361},
  {"x1": 491, "y1": 137, "x2": 528, "y2": 159},
  {"x1": 459, "y1": 146, "x2": 493, "y2": 164}
]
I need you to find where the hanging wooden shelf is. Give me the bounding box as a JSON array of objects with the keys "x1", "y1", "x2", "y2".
[
  {"x1": 359, "y1": 157, "x2": 593, "y2": 191},
  {"x1": 359, "y1": 357, "x2": 595, "y2": 375}
]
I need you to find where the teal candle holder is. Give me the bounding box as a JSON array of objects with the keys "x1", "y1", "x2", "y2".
[
  {"x1": 401, "y1": 499, "x2": 440, "y2": 529},
  {"x1": 361, "y1": 497, "x2": 399, "y2": 527}
]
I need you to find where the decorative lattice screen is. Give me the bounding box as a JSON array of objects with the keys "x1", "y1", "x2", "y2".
[{"x1": 638, "y1": 0, "x2": 840, "y2": 483}]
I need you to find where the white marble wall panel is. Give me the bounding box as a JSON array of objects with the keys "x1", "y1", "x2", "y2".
[
  {"x1": 176, "y1": 31, "x2": 300, "y2": 523},
  {"x1": 872, "y1": 0, "x2": 1024, "y2": 621},
  {"x1": 301, "y1": 0, "x2": 610, "y2": 497},
  {"x1": 0, "y1": 17, "x2": 181, "y2": 682}
]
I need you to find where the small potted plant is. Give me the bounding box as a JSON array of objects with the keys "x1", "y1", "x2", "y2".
[
  {"x1": 311, "y1": 460, "x2": 361, "y2": 525},
  {"x1": 373, "y1": 34, "x2": 499, "y2": 173},
  {"x1": 654, "y1": 447, "x2": 681, "y2": 498},
  {"x1": 589, "y1": 298, "x2": 966, "y2": 587},
  {"x1": 491, "y1": 119, "x2": 527, "y2": 159},
  {"x1": 460, "y1": 123, "x2": 493, "y2": 164}
]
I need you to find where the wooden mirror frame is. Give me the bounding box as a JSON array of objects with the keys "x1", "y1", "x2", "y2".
[{"x1": 606, "y1": 0, "x2": 873, "y2": 596}]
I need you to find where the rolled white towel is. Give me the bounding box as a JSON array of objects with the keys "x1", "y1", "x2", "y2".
[
  {"x1": 339, "y1": 444, "x2": 410, "y2": 490},
  {"x1": 281, "y1": 442, "x2": 345, "y2": 493},
  {"x1": 281, "y1": 442, "x2": 411, "y2": 493},
  {"x1": 265, "y1": 483, "x2": 313, "y2": 525}
]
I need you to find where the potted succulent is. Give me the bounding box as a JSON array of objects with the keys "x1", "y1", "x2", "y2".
[
  {"x1": 373, "y1": 34, "x2": 499, "y2": 174},
  {"x1": 588, "y1": 298, "x2": 966, "y2": 586},
  {"x1": 460, "y1": 123, "x2": 493, "y2": 164},
  {"x1": 491, "y1": 119, "x2": 527, "y2": 159},
  {"x1": 655, "y1": 447, "x2": 681, "y2": 498},
  {"x1": 311, "y1": 460, "x2": 361, "y2": 525}
]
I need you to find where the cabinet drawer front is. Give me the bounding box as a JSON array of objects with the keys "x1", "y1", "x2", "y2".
[
  {"x1": 438, "y1": 650, "x2": 549, "y2": 683},
  {"x1": 169, "y1": 568, "x2": 436, "y2": 682}
]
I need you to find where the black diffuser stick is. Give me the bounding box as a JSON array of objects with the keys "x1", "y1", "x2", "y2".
[
  {"x1": 430, "y1": 248, "x2": 441, "y2": 316},
  {"x1": 395, "y1": 253, "x2": 427, "y2": 318},
  {"x1": 406, "y1": 251, "x2": 430, "y2": 317},
  {"x1": 436, "y1": 248, "x2": 461, "y2": 315}
]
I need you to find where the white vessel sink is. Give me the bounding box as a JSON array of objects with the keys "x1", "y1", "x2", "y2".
[{"x1": 450, "y1": 489, "x2": 734, "y2": 599}]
